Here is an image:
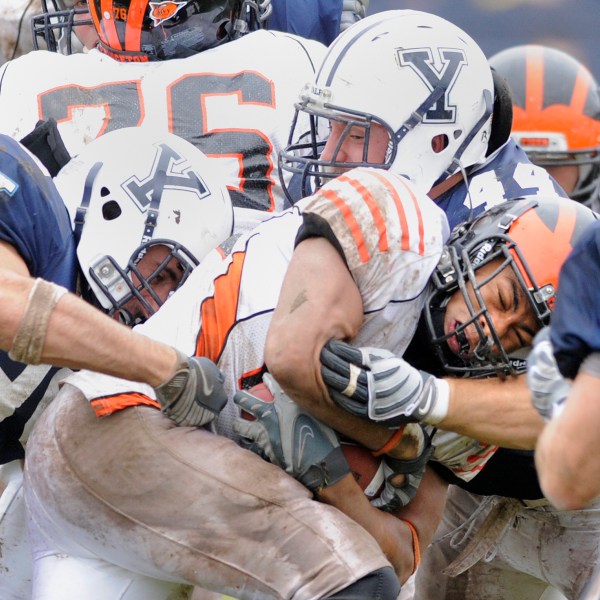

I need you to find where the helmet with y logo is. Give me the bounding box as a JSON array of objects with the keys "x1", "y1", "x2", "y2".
[
  {"x1": 280, "y1": 9, "x2": 494, "y2": 198},
  {"x1": 55, "y1": 127, "x2": 233, "y2": 324}
]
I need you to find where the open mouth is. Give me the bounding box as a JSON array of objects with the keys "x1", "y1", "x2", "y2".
[{"x1": 447, "y1": 321, "x2": 472, "y2": 357}]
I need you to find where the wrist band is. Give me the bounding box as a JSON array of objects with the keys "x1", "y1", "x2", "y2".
[
  {"x1": 9, "y1": 278, "x2": 68, "y2": 365},
  {"x1": 400, "y1": 518, "x2": 421, "y2": 574},
  {"x1": 371, "y1": 424, "x2": 406, "y2": 457}
]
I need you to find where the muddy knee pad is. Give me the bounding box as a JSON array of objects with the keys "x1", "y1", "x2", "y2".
[{"x1": 325, "y1": 566, "x2": 401, "y2": 600}]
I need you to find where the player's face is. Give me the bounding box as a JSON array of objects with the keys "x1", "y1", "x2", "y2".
[
  {"x1": 118, "y1": 245, "x2": 184, "y2": 325},
  {"x1": 442, "y1": 258, "x2": 538, "y2": 359},
  {"x1": 319, "y1": 120, "x2": 390, "y2": 174},
  {"x1": 73, "y1": 0, "x2": 99, "y2": 50}
]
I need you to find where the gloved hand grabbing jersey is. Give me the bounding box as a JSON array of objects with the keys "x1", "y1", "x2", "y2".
[
  {"x1": 527, "y1": 326, "x2": 571, "y2": 421},
  {"x1": 232, "y1": 373, "x2": 350, "y2": 493},
  {"x1": 320, "y1": 339, "x2": 449, "y2": 426},
  {"x1": 154, "y1": 349, "x2": 227, "y2": 427}
]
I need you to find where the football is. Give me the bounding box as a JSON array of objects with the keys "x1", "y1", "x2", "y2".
[
  {"x1": 340, "y1": 440, "x2": 385, "y2": 500},
  {"x1": 239, "y1": 382, "x2": 385, "y2": 499}
]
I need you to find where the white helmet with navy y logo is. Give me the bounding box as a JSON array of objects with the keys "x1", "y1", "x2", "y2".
[
  {"x1": 55, "y1": 127, "x2": 233, "y2": 324},
  {"x1": 280, "y1": 9, "x2": 494, "y2": 197}
]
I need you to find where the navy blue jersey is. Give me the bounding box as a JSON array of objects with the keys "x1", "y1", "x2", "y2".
[
  {"x1": 0, "y1": 134, "x2": 76, "y2": 463},
  {"x1": 552, "y1": 220, "x2": 600, "y2": 379},
  {"x1": 0, "y1": 136, "x2": 75, "y2": 284},
  {"x1": 270, "y1": 0, "x2": 342, "y2": 45},
  {"x1": 435, "y1": 139, "x2": 568, "y2": 230}
]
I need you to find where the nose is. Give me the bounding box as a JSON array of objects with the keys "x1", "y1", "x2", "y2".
[
  {"x1": 119, "y1": 289, "x2": 161, "y2": 326},
  {"x1": 477, "y1": 310, "x2": 518, "y2": 349}
]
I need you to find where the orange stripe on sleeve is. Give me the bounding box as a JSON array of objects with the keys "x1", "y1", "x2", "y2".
[
  {"x1": 318, "y1": 187, "x2": 370, "y2": 263},
  {"x1": 90, "y1": 392, "x2": 160, "y2": 418},
  {"x1": 396, "y1": 176, "x2": 426, "y2": 256},
  {"x1": 338, "y1": 174, "x2": 389, "y2": 253},
  {"x1": 371, "y1": 171, "x2": 427, "y2": 255},
  {"x1": 196, "y1": 251, "x2": 246, "y2": 362}
]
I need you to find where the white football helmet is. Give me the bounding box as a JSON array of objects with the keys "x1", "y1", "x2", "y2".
[
  {"x1": 55, "y1": 127, "x2": 233, "y2": 324},
  {"x1": 280, "y1": 9, "x2": 494, "y2": 197}
]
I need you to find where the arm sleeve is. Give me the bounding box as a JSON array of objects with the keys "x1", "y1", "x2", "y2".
[
  {"x1": 551, "y1": 221, "x2": 600, "y2": 379},
  {"x1": 0, "y1": 135, "x2": 76, "y2": 289},
  {"x1": 269, "y1": 0, "x2": 342, "y2": 45}
]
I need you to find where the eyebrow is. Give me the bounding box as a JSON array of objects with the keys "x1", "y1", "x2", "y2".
[{"x1": 511, "y1": 279, "x2": 537, "y2": 340}]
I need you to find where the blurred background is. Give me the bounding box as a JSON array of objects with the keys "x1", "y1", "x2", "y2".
[
  {"x1": 369, "y1": 0, "x2": 600, "y2": 76},
  {"x1": 1, "y1": 1, "x2": 598, "y2": 76}
]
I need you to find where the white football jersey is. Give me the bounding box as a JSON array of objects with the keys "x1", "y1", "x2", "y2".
[
  {"x1": 0, "y1": 30, "x2": 326, "y2": 231},
  {"x1": 66, "y1": 167, "x2": 450, "y2": 440}
]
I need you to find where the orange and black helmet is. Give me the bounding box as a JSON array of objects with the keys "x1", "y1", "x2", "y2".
[
  {"x1": 34, "y1": 0, "x2": 271, "y2": 61},
  {"x1": 490, "y1": 45, "x2": 600, "y2": 205},
  {"x1": 425, "y1": 195, "x2": 598, "y2": 377}
]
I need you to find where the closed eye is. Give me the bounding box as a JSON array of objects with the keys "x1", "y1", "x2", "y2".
[{"x1": 510, "y1": 279, "x2": 536, "y2": 348}]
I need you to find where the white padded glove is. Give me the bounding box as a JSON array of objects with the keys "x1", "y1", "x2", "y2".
[
  {"x1": 320, "y1": 339, "x2": 449, "y2": 425},
  {"x1": 527, "y1": 327, "x2": 571, "y2": 421}
]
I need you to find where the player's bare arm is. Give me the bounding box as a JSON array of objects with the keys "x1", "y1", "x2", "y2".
[
  {"x1": 260, "y1": 236, "x2": 427, "y2": 581},
  {"x1": 265, "y1": 236, "x2": 418, "y2": 458},
  {"x1": 535, "y1": 369, "x2": 600, "y2": 510},
  {"x1": 442, "y1": 375, "x2": 544, "y2": 449},
  {"x1": 0, "y1": 266, "x2": 177, "y2": 387}
]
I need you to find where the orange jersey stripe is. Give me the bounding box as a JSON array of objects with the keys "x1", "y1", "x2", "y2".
[
  {"x1": 338, "y1": 173, "x2": 389, "y2": 253},
  {"x1": 372, "y1": 171, "x2": 427, "y2": 255},
  {"x1": 90, "y1": 392, "x2": 160, "y2": 418},
  {"x1": 196, "y1": 250, "x2": 246, "y2": 362},
  {"x1": 318, "y1": 187, "x2": 370, "y2": 263},
  {"x1": 451, "y1": 445, "x2": 499, "y2": 475}
]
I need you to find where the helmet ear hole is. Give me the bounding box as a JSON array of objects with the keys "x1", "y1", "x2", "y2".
[
  {"x1": 432, "y1": 134, "x2": 449, "y2": 154},
  {"x1": 102, "y1": 200, "x2": 122, "y2": 220}
]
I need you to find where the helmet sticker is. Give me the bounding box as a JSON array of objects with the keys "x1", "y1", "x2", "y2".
[
  {"x1": 396, "y1": 48, "x2": 467, "y2": 123},
  {"x1": 148, "y1": 1, "x2": 187, "y2": 27},
  {"x1": 123, "y1": 142, "x2": 210, "y2": 215}
]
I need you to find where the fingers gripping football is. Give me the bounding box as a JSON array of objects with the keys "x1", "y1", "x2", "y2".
[
  {"x1": 233, "y1": 374, "x2": 350, "y2": 492},
  {"x1": 320, "y1": 339, "x2": 449, "y2": 425}
]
